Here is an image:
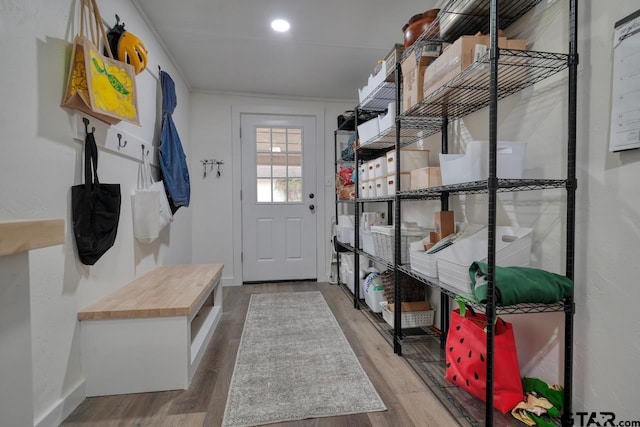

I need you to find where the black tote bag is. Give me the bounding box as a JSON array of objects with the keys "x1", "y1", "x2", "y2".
[{"x1": 72, "y1": 127, "x2": 121, "y2": 265}]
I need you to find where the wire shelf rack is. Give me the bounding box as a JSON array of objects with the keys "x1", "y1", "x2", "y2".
[
  {"x1": 398, "y1": 266, "x2": 569, "y2": 315},
  {"x1": 397, "y1": 179, "x2": 568, "y2": 199}
]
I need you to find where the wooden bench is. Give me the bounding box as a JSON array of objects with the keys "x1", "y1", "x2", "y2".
[{"x1": 78, "y1": 264, "x2": 223, "y2": 397}]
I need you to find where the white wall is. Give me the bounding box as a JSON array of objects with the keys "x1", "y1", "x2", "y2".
[
  {"x1": 0, "y1": 1, "x2": 192, "y2": 425},
  {"x1": 190, "y1": 92, "x2": 353, "y2": 285}
]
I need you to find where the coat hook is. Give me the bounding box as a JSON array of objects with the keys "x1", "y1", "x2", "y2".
[
  {"x1": 117, "y1": 133, "x2": 127, "y2": 149},
  {"x1": 82, "y1": 117, "x2": 95, "y2": 134}
]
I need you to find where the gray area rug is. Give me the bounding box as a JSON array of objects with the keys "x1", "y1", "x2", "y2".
[{"x1": 222, "y1": 291, "x2": 387, "y2": 427}]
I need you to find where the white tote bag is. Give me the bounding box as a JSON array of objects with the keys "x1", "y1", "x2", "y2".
[{"x1": 132, "y1": 152, "x2": 172, "y2": 243}]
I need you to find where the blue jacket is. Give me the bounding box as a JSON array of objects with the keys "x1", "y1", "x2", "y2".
[{"x1": 159, "y1": 70, "x2": 190, "y2": 208}]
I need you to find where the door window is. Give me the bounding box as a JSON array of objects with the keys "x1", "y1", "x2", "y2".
[{"x1": 256, "y1": 127, "x2": 303, "y2": 203}]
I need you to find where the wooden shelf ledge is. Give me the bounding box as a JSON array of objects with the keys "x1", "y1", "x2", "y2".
[{"x1": 0, "y1": 219, "x2": 65, "y2": 257}]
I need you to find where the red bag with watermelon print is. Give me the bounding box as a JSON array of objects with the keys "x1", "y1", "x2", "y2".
[{"x1": 444, "y1": 305, "x2": 524, "y2": 413}]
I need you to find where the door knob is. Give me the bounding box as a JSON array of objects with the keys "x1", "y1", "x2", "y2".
[
  {"x1": 309, "y1": 193, "x2": 315, "y2": 199},
  {"x1": 309, "y1": 204, "x2": 315, "y2": 211}
]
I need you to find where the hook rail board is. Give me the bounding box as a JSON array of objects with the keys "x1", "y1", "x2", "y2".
[{"x1": 70, "y1": 113, "x2": 159, "y2": 167}]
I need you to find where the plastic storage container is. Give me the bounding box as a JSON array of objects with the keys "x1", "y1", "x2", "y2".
[
  {"x1": 387, "y1": 173, "x2": 411, "y2": 195},
  {"x1": 386, "y1": 149, "x2": 430, "y2": 173},
  {"x1": 360, "y1": 229, "x2": 376, "y2": 256},
  {"x1": 357, "y1": 117, "x2": 380, "y2": 145},
  {"x1": 371, "y1": 224, "x2": 428, "y2": 264},
  {"x1": 437, "y1": 226, "x2": 533, "y2": 299},
  {"x1": 373, "y1": 156, "x2": 388, "y2": 178},
  {"x1": 380, "y1": 302, "x2": 435, "y2": 328},
  {"x1": 439, "y1": 141, "x2": 527, "y2": 185}
]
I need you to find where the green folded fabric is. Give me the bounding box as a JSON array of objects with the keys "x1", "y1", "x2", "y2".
[
  {"x1": 523, "y1": 377, "x2": 564, "y2": 412},
  {"x1": 469, "y1": 262, "x2": 573, "y2": 306}
]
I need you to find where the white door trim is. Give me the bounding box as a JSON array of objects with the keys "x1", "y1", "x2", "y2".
[{"x1": 231, "y1": 104, "x2": 326, "y2": 285}]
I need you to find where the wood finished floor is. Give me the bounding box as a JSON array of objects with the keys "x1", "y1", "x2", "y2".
[{"x1": 62, "y1": 282, "x2": 460, "y2": 427}]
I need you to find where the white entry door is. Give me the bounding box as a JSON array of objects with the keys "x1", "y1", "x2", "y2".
[{"x1": 241, "y1": 114, "x2": 317, "y2": 282}]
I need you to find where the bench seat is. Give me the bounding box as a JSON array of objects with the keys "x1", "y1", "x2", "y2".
[{"x1": 78, "y1": 264, "x2": 223, "y2": 396}]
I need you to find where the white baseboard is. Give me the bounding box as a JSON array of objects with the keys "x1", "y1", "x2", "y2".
[
  {"x1": 34, "y1": 379, "x2": 86, "y2": 427},
  {"x1": 222, "y1": 277, "x2": 242, "y2": 286}
]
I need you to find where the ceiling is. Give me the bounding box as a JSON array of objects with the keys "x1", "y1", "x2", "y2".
[{"x1": 133, "y1": 0, "x2": 438, "y2": 101}]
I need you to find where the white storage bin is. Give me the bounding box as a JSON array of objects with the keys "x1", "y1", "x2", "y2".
[
  {"x1": 367, "y1": 161, "x2": 375, "y2": 179},
  {"x1": 386, "y1": 149, "x2": 430, "y2": 173},
  {"x1": 380, "y1": 302, "x2": 435, "y2": 328},
  {"x1": 337, "y1": 215, "x2": 354, "y2": 227},
  {"x1": 336, "y1": 225, "x2": 355, "y2": 246},
  {"x1": 340, "y1": 253, "x2": 354, "y2": 271},
  {"x1": 439, "y1": 141, "x2": 527, "y2": 185},
  {"x1": 374, "y1": 177, "x2": 388, "y2": 197},
  {"x1": 409, "y1": 239, "x2": 438, "y2": 278},
  {"x1": 436, "y1": 226, "x2": 533, "y2": 299},
  {"x1": 408, "y1": 223, "x2": 484, "y2": 278},
  {"x1": 371, "y1": 225, "x2": 428, "y2": 264},
  {"x1": 359, "y1": 181, "x2": 368, "y2": 198},
  {"x1": 360, "y1": 229, "x2": 376, "y2": 256},
  {"x1": 358, "y1": 85, "x2": 369, "y2": 103},
  {"x1": 357, "y1": 118, "x2": 380, "y2": 145},
  {"x1": 367, "y1": 61, "x2": 387, "y2": 92},
  {"x1": 359, "y1": 163, "x2": 369, "y2": 182},
  {"x1": 367, "y1": 181, "x2": 375, "y2": 198},
  {"x1": 378, "y1": 101, "x2": 396, "y2": 133},
  {"x1": 387, "y1": 173, "x2": 411, "y2": 195},
  {"x1": 373, "y1": 156, "x2": 388, "y2": 178}
]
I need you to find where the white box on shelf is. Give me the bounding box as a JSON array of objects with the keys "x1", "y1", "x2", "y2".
[
  {"x1": 378, "y1": 101, "x2": 396, "y2": 133},
  {"x1": 387, "y1": 173, "x2": 411, "y2": 195},
  {"x1": 436, "y1": 226, "x2": 533, "y2": 299},
  {"x1": 409, "y1": 239, "x2": 439, "y2": 278},
  {"x1": 371, "y1": 224, "x2": 428, "y2": 264},
  {"x1": 373, "y1": 156, "x2": 388, "y2": 178},
  {"x1": 358, "y1": 84, "x2": 370, "y2": 103},
  {"x1": 336, "y1": 225, "x2": 354, "y2": 245},
  {"x1": 439, "y1": 141, "x2": 527, "y2": 185},
  {"x1": 359, "y1": 182, "x2": 368, "y2": 198},
  {"x1": 380, "y1": 302, "x2": 435, "y2": 328},
  {"x1": 337, "y1": 215, "x2": 354, "y2": 227},
  {"x1": 367, "y1": 61, "x2": 387, "y2": 93},
  {"x1": 367, "y1": 161, "x2": 375, "y2": 179},
  {"x1": 360, "y1": 229, "x2": 376, "y2": 256},
  {"x1": 386, "y1": 149, "x2": 430, "y2": 173},
  {"x1": 359, "y1": 163, "x2": 369, "y2": 182},
  {"x1": 340, "y1": 253, "x2": 354, "y2": 271},
  {"x1": 374, "y1": 177, "x2": 388, "y2": 197},
  {"x1": 357, "y1": 118, "x2": 380, "y2": 145}
]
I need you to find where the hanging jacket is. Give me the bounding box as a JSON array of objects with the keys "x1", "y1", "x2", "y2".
[{"x1": 159, "y1": 70, "x2": 190, "y2": 211}]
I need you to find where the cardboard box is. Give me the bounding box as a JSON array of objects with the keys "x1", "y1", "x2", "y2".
[
  {"x1": 400, "y1": 42, "x2": 442, "y2": 112},
  {"x1": 410, "y1": 166, "x2": 442, "y2": 189},
  {"x1": 387, "y1": 300, "x2": 431, "y2": 312},
  {"x1": 423, "y1": 34, "x2": 526, "y2": 100},
  {"x1": 383, "y1": 44, "x2": 405, "y2": 79},
  {"x1": 434, "y1": 211, "x2": 455, "y2": 238}
]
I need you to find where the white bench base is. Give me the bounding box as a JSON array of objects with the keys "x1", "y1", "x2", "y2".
[{"x1": 80, "y1": 274, "x2": 222, "y2": 397}]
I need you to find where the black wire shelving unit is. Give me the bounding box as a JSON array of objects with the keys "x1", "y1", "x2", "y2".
[{"x1": 334, "y1": 0, "x2": 576, "y2": 425}]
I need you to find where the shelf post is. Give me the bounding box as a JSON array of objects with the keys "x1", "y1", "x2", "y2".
[
  {"x1": 393, "y1": 62, "x2": 403, "y2": 354},
  {"x1": 440, "y1": 117, "x2": 450, "y2": 350},
  {"x1": 486, "y1": 0, "x2": 500, "y2": 425},
  {"x1": 353, "y1": 112, "x2": 361, "y2": 310},
  {"x1": 562, "y1": 0, "x2": 578, "y2": 424}
]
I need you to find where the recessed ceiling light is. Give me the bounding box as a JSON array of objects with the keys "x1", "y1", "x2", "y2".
[{"x1": 271, "y1": 19, "x2": 290, "y2": 32}]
